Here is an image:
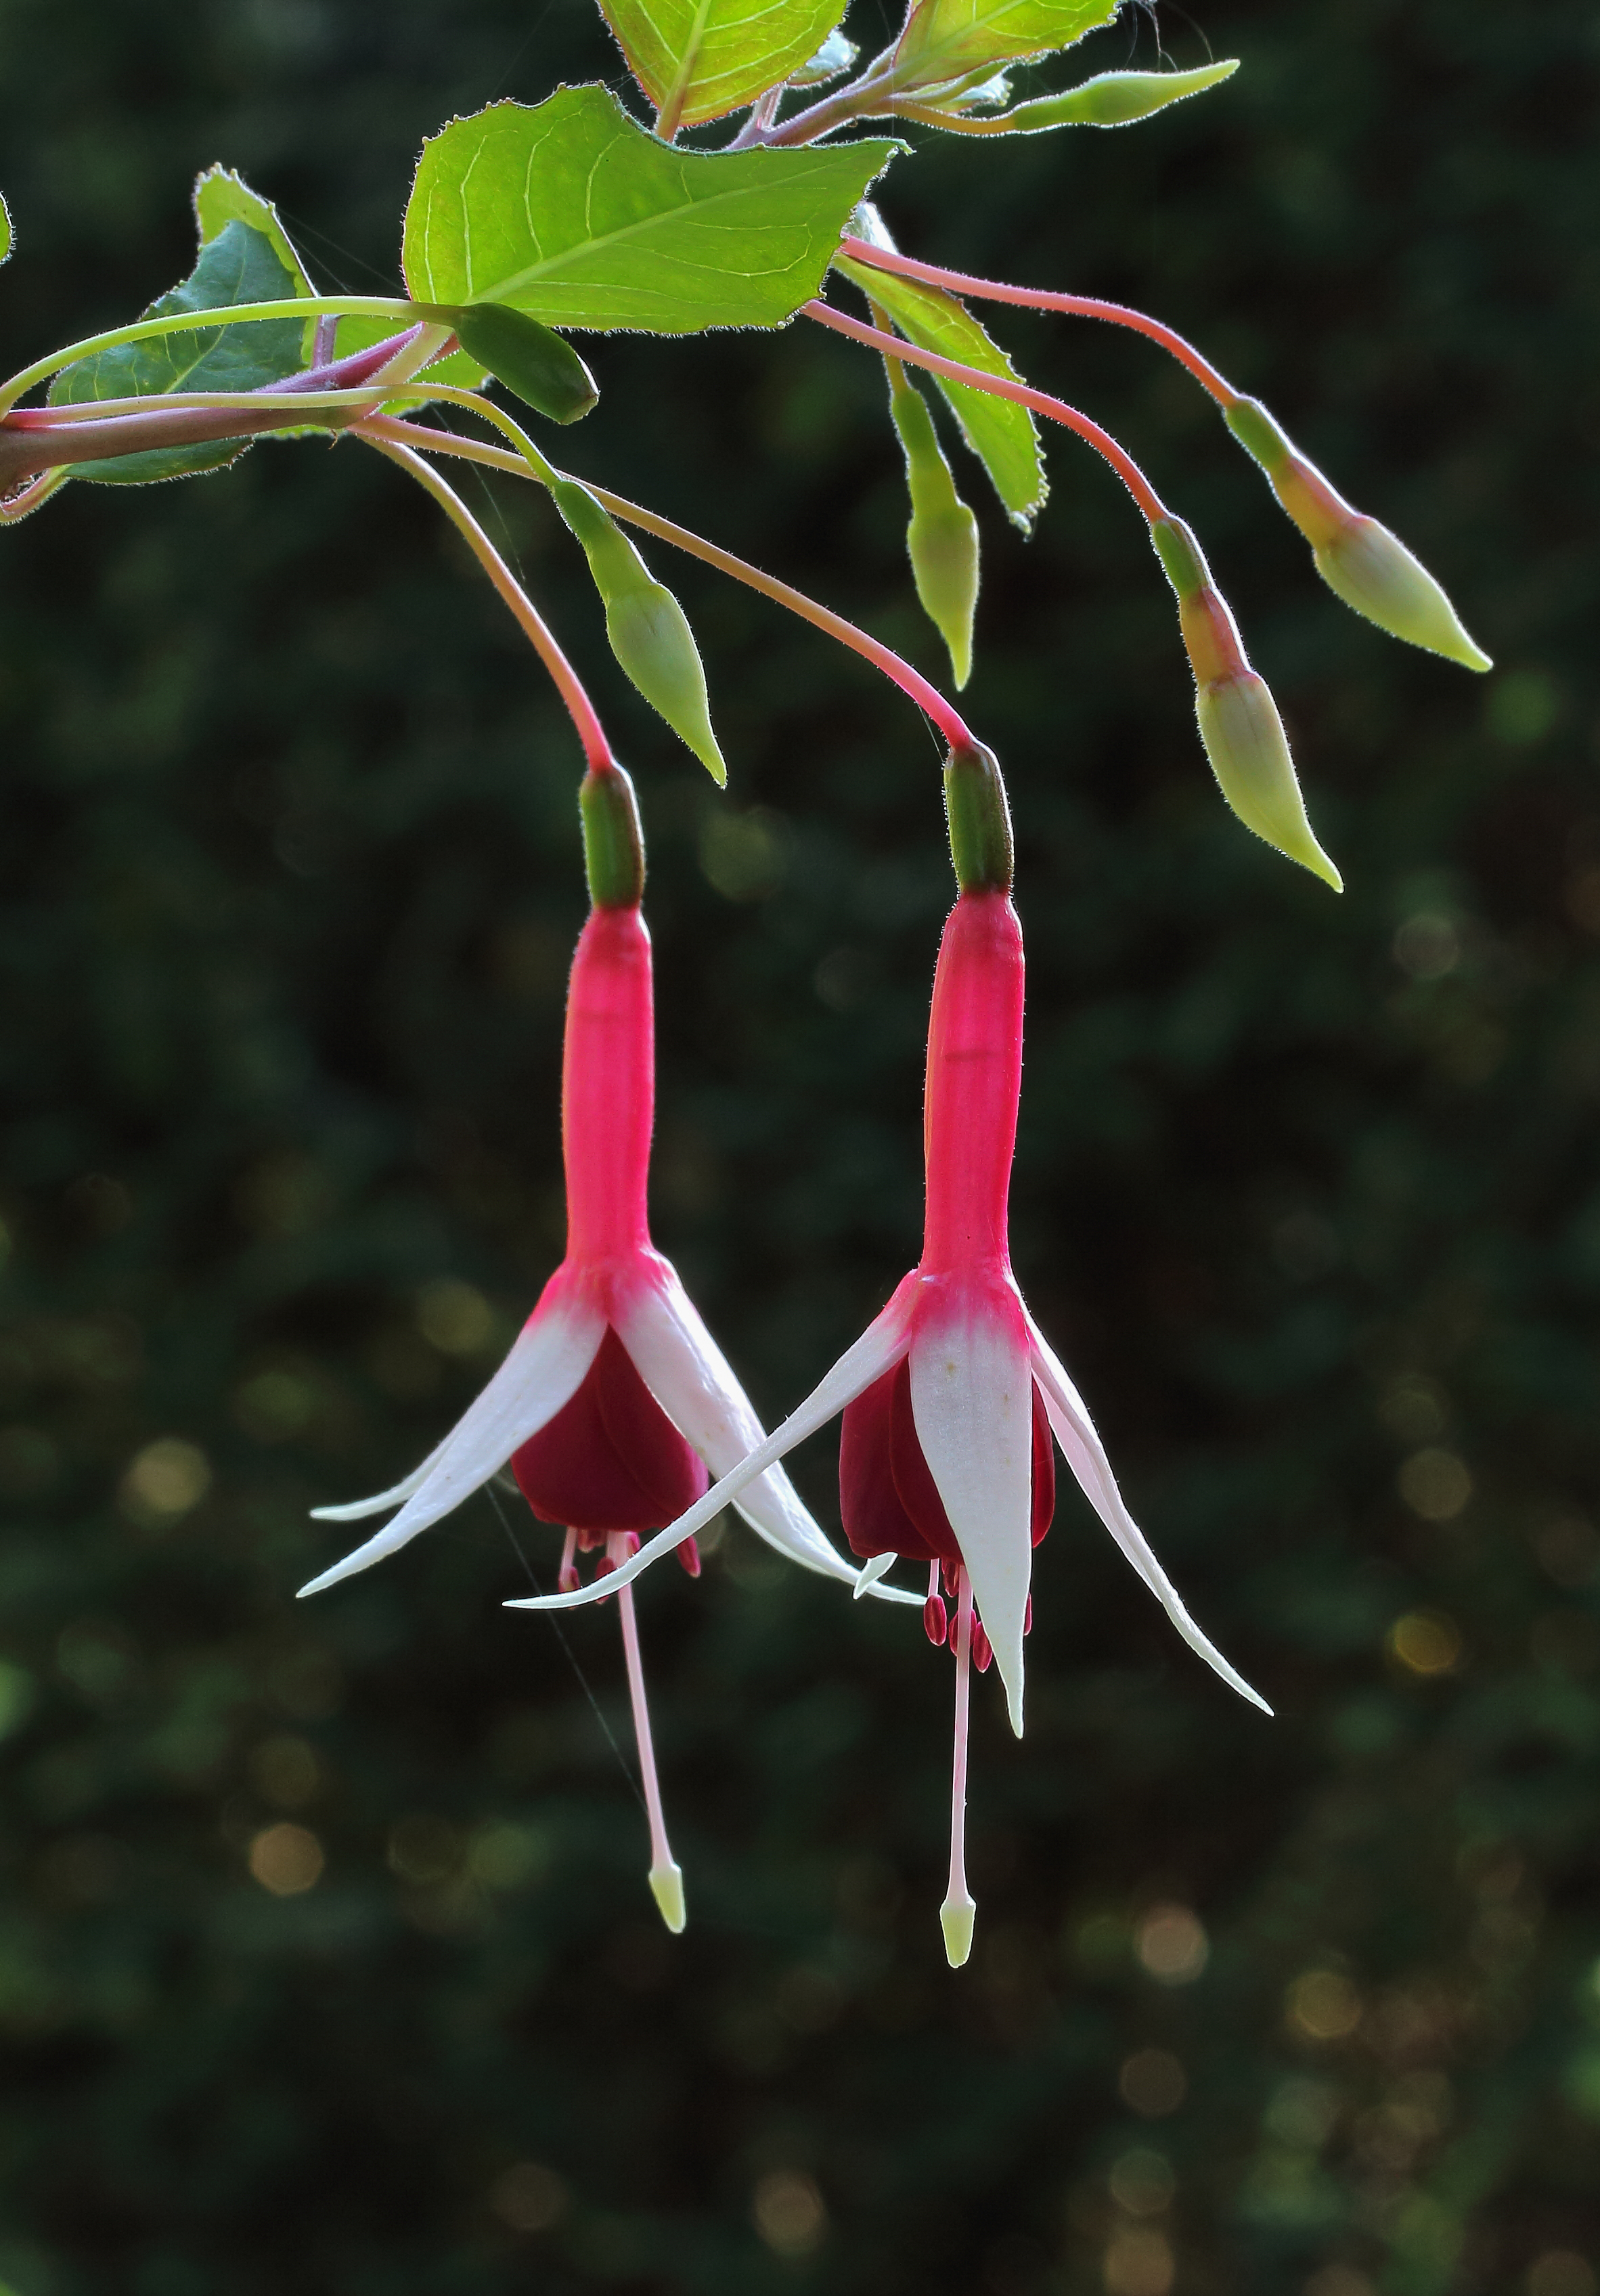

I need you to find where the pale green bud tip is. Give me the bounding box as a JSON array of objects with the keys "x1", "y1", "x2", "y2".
[
  {"x1": 1021, "y1": 60, "x2": 1238, "y2": 129},
  {"x1": 649, "y1": 1862, "x2": 686, "y2": 1934},
  {"x1": 943, "y1": 741, "x2": 1014, "y2": 894},
  {"x1": 910, "y1": 503, "x2": 979, "y2": 688},
  {"x1": 940, "y1": 1893, "x2": 976, "y2": 1968},
  {"x1": 1314, "y1": 517, "x2": 1492, "y2": 671},
  {"x1": 1223, "y1": 395, "x2": 1293, "y2": 474},
  {"x1": 606, "y1": 584, "x2": 727, "y2": 785},
  {"x1": 1197, "y1": 672, "x2": 1343, "y2": 892},
  {"x1": 579, "y1": 764, "x2": 644, "y2": 910},
  {"x1": 1151, "y1": 514, "x2": 1210, "y2": 601}
]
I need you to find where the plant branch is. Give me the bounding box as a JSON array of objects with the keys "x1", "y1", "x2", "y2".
[
  {"x1": 802, "y1": 299, "x2": 1170, "y2": 523},
  {"x1": 360, "y1": 432, "x2": 613, "y2": 773},
  {"x1": 353, "y1": 413, "x2": 981, "y2": 753},
  {"x1": 838, "y1": 238, "x2": 1239, "y2": 405}
]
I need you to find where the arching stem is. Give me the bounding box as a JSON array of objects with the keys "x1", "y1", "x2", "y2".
[
  {"x1": 837, "y1": 237, "x2": 1239, "y2": 407},
  {"x1": 803, "y1": 299, "x2": 1169, "y2": 523},
  {"x1": 352, "y1": 412, "x2": 983, "y2": 753},
  {"x1": 360, "y1": 433, "x2": 613, "y2": 773}
]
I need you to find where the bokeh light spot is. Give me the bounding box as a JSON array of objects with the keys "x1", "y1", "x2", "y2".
[
  {"x1": 248, "y1": 1822, "x2": 324, "y2": 1896},
  {"x1": 1135, "y1": 1905, "x2": 1208, "y2": 1985}
]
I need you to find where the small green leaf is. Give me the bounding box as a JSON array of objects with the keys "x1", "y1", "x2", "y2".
[
  {"x1": 896, "y1": 0, "x2": 1118, "y2": 87},
  {"x1": 836, "y1": 248, "x2": 1044, "y2": 528},
  {"x1": 602, "y1": 0, "x2": 851, "y2": 133},
  {"x1": 194, "y1": 163, "x2": 318, "y2": 363},
  {"x1": 49, "y1": 220, "x2": 305, "y2": 485},
  {"x1": 403, "y1": 87, "x2": 898, "y2": 335},
  {"x1": 0, "y1": 194, "x2": 12, "y2": 267}
]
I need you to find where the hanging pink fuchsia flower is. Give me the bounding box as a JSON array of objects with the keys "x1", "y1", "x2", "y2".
[
  {"x1": 302, "y1": 764, "x2": 910, "y2": 1929},
  {"x1": 510, "y1": 745, "x2": 1268, "y2": 1965}
]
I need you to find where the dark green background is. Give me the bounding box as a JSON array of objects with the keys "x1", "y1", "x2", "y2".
[{"x1": 0, "y1": 0, "x2": 1595, "y2": 2289}]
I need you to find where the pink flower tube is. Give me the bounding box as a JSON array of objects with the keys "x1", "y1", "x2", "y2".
[
  {"x1": 303, "y1": 764, "x2": 908, "y2": 1926},
  {"x1": 510, "y1": 747, "x2": 1268, "y2": 1961}
]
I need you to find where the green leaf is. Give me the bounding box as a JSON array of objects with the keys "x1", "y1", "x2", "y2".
[
  {"x1": 935, "y1": 60, "x2": 1238, "y2": 133},
  {"x1": 835, "y1": 250, "x2": 1044, "y2": 528},
  {"x1": 0, "y1": 194, "x2": 12, "y2": 267},
  {"x1": 403, "y1": 87, "x2": 898, "y2": 335},
  {"x1": 193, "y1": 162, "x2": 318, "y2": 362},
  {"x1": 49, "y1": 220, "x2": 305, "y2": 485},
  {"x1": 895, "y1": 0, "x2": 1118, "y2": 87},
  {"x1": 601, "y1": 0, "x2": 851, "y2": 133},
  {"x1": 790, "y1": 28, "x2": 859, "y2": 85}
]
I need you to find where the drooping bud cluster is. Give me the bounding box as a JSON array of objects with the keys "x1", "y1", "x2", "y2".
[
  {"x1": 1151, "y1": 514, "x2": 1342, "y2": 891},
  {"x1": 1223, "y1": 398, "x2": 1492, "y2": 672}
]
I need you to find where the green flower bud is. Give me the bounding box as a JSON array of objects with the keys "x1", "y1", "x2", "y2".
[
  {"x1": 579, "y1": 763, "x2": 645, "y2": 910},
  {"x1": 889, "y1": 372, "x2": 979, "y2": 688},
  {"x1": 1195, "y1": 672, "x2": 1342, "y2": 893},
  {"x1": 1224, "y1": 397, "x2": 1490, "y2": 671},
  {"x1": 1314, "y1": 516, "x2": 1492, "y2": 672},
  {"x1": 1002, "y1": 61, "x2": 1237, "y2": 132},
  {"x1": 1151, "y1": 515, "x2": 1341, "y2": 891},
  {"x1": 552, "y1": 479, "x2": 726, "y2": 785},
  {"x1": 943, "y1": 741, "x2": 1013, "y2": 893},
  {"x1": 452, "y1": 304, "x2": 598, "y2": 425}
]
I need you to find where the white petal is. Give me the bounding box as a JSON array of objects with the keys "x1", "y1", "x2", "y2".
[
  {"x1": 853, "y1": 1552, "x2": 896, "y2": 1599},
  {"x1": 617, "y1": 1271, "x2": 918, "y2": 1603},
  {"x1": 1027, "y1": 1318, "x2": 1271, "y2": 1716},
  {"x1": 309, "y1": 1441, "x2": 451, "y2": 1524},
  {"x1": 505, "y1": 1286, "x2": 918, "y2": 1616},
  {"x1": 298, "y1": 1296, "x2": 606, "y2": 1597},
  {"x1": 910, "y1": 1301, "x2": 1034, "y2": 1737}
]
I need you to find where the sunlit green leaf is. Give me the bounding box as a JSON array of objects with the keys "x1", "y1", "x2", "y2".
[
  {"x1": 49, "y1": 221, "x2": 305, "y2": 485},
  {"x1": 600, "y1": 0, "x2": 850, "y2": 132},
  {"x1": 895, "y1": 0, "x2": 1118, "y2": 87},
  {"x1": 193, "y1": 163, "x2": 317, "y2": 363},
  {"x1": 0, "y1": 193, "x2": 12, "y2": 267},
  {"x1": 835, "y1": 250, "x2": 1044, "y2": 528},
  {"x1": 403, "y1": 87, "x2": 897, "y2": 335}
]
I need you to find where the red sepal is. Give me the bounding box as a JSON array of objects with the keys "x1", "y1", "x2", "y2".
[{"x1": 840, "y1": 1356, "x2": 1055, "y2": 1564}]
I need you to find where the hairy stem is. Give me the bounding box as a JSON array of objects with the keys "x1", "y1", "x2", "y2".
[
  {"x1": 361, "y1": 432, "x2": 613, "y2": 772},
  {"x1": 838, "y1": 237, "x2": 1239, "y2": 406},
  {"x1": 354, "y1": 412, "x2": 981, "y2": 752},
  {"x1": 803, "y1": 299, "x2": 1170, "y2": 523}
]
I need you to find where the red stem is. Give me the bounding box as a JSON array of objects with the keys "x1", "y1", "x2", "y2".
[
  {"x1": 802, "y1": 301, "x2": 1169, "y2": 523},
  {"x1": 839, "y1": 238, "x2": 1239, "y2": 408}
]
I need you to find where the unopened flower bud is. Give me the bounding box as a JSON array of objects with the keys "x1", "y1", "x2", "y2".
[
  {"x1": 552, "y1": 479, "x2": 726, "y2": 784},
  {"x1": 1000, "y1": 60, "x2": 1237, "y2": 131},
  {"x1": 579, "y1": 761, "x2": 645, "y2": 910},
  {"x1": 1224, "y1": 397, "x2": 1491, "y2": 671},
  {"x1": 1152, "y1": 514, "x2": 1342, "y2": 891},
  {"x1": 451, "y1": 303, "x2": 598, "y2": 425},
  {"x1": 942, "y1": 739, "x2": 1013, "y2": 894},
  {"x1": 889, "y1": 368, "x2": 980, "y2": 687}
]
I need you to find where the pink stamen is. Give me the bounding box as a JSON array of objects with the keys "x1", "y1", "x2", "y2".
[
  {"x1": 925, "y1": 1560, "x2": 948, "y2": 1647},
  {"x1": 675, "y1": 1535, "x2": 703, "y2": 1579},
  {"x1": 558, "y1": 1527, "x2": 580, "y2": 1595},
  {"x1": 1023, "y1": 1595, "x2": 1033, "y2": 1638},
  {"x1": 940, "y1": 1568, "x2": 977, "y2": 1967},
  {"x1": 608, "y1": 1532, "x2": 686, "y2": 1933}
]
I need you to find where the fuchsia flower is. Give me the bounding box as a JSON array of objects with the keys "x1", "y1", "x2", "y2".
[
  {"x1": 302, "y1": 764, "x2": 910, "y2": 1928},
  {"x1": 510, "y1": 747, "x2": 1268, "y2": 1964}
]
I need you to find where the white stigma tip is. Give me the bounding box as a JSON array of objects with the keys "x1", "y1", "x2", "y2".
[
  {"x1": 940, "y1": 1893, "x2": 976, "y2": 1968},
  {"x1": 853, "y1": 1552, "x2": 896, "y2": 1599},
  {"x1": 649, "y1": 1861, "x2": 686, "y2": 1934}
]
